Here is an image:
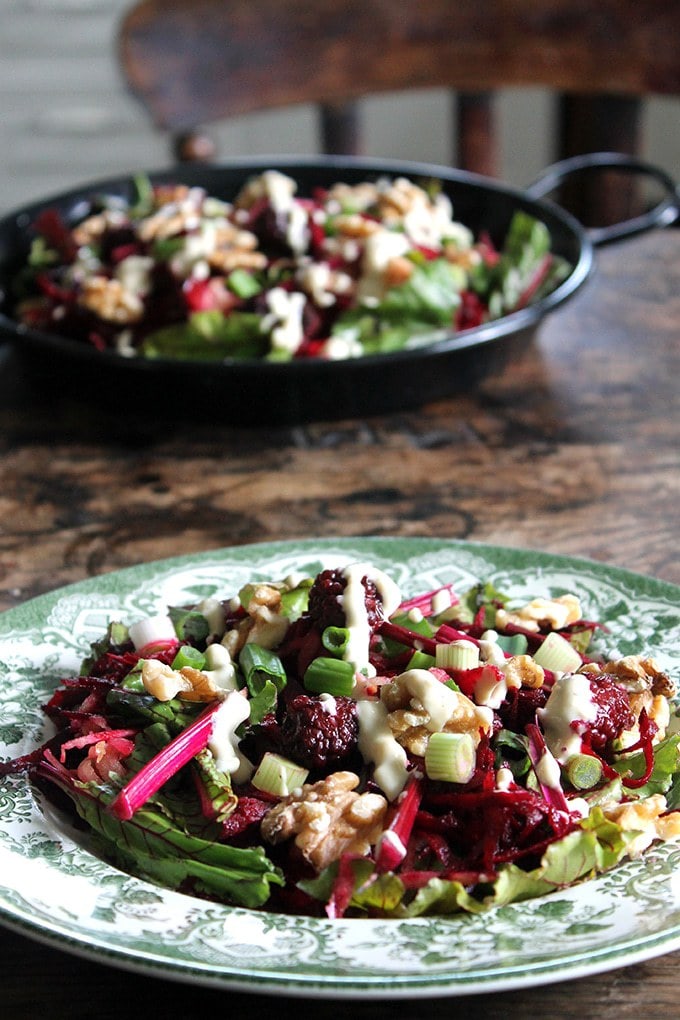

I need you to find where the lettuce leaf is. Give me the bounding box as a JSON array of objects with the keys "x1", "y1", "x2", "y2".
[{"x1": 299, "y1": 807, "x2": 639, "y2": 918}]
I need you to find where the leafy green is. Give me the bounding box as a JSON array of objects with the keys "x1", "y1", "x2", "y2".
[
  {"x1": 168, "y1": 605, "x2": 210, "y2": 645},
  {"x1": 611, "y1": 733, "x2": 680, "y2": 800},
  {"x1": 482, "y1": 211, "x2": 571, "y2": 317},
  {"x1": 80, "y1": 620, "x2": 130, "y2": 675},
  {"x1": 141, "y1": 310, "x2": 266, "y2": 360},
  {"x1": 239, "y1": 643, "x2": 287, "y2": 724},
  {"x1": 44, "y1": 761, "x2": 282, "y2": 909},
  {"x1": 300, "y1": 807, "x2": 638, "y2": 918},
  {"x1": 105, "y1": 687, "x2": 200, "y2": 732},
  {"x1": 82, "y1": 784, "x2": 282, "y2": 907},
  {"x1": 332, "y1": 258, "x2": 464, "y2": 354}
]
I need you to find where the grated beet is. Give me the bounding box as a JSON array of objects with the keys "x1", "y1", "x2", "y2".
[
  {"x1": 279, "y1": 694, "x2": 359, "y2": 770},
  {"x1": 219, "y1": 796, "x2": 272, "y2": 843}
]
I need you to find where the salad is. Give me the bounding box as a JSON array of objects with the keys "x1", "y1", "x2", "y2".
[
  {"x1": 12, "y1": 170, "x2": 570, "y2": 362},
  {"x1": 2, "y1": 560, "x2": 679, "y2": 919}
]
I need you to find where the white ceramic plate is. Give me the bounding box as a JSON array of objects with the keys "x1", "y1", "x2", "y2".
[{"x1": 0, "y1": 537, "x2": 678, "y2": 998}]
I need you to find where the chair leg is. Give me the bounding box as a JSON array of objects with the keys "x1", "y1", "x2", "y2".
[
  {"x1": 455, "y1": 91, "x2": 499, "y2": 178},
  {"x1": 556, "y1": 94, "x2": 642, "y2": 226},
  {"x1": 320, "y1": 101, "x2": 362, "y2": 155}
]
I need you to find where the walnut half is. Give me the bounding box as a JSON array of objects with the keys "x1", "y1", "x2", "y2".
[{"x1": 260, "y1": 771, "x2": 387, "y2": 871}]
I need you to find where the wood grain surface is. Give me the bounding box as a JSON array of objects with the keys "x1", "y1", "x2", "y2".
[{"x1": 0, "y1": 226, "x2": 678, "y2": 1016}]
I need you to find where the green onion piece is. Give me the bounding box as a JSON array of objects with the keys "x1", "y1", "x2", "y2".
[
  {"x1": 496, "y1": 633, "x2": 529, "y2": 655},
  {"x1": 390, "y1": 612, "x2": 435, "y2": 637},
  {"x1": 424, "y1": 731, "x2": 477, "y2": 784},
  {"x1": 321, "y1": 626, "x2": 351, "y2": 657},
  {"x1": 406, "y1": 649, "x2": 436, "y2": 671},
  {"x1": 533, "y1": 631, "x2": 583, "y2": 673},
  {"x1": 435, "y1": 640, "x2": 480, "y2": 671},
  {"x1": 251, "y1": 752, "x2": 309, "y2": 797},
  {"x1": 171, "y1": 646, "x2": 207, "y2": 672},
  {"x1": 566, "y1": 753, "x2": 604, "y2": 790},
  {"x1": 303, "y1": 656, "x2": 355, "y2": 697},
  {"x1": 279, "y1": 584, "x2": 310, "y2": 621},
  {"x1": 227, "y1": 268, "x2": 263, "y2": 299}
]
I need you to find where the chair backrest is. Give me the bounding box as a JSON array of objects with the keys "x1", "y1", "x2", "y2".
[{"x1": 118, "y1": 0, "x2": 680, "y2": 224}]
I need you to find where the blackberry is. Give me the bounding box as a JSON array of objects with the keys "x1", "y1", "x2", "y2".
[
  {"x1": 583, "y1": 675, "x2": 635, "y2": 751},
  {"x1": 307, "y1": 568, "x2": 384, "y2": 631},
  {"x1": 279, "y1": 694, "x2": 359, "y2": 770}
]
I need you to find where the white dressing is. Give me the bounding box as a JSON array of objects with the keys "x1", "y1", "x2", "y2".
[
  {"x1": 356, "y1": 699, "x2": 409, "y2": 800},
  {"x1": 339, "y1": 562, "x2": 402, "y2": 675},
  {"x1": 208, "y1": 691, "x2": 254, "y2": 783},
  {"x1": 538, "y1": 672, "x2": 598, "y2": 763}
]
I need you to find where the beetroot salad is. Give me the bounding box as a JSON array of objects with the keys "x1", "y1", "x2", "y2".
[
  {"x1": 12, "y1": 171, "x2": 570, "y2": 362},
  {"x1": 2, "y1": 561, "x2": 679, "y2": 919}
]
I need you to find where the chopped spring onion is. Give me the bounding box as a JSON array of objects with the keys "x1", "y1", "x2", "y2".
[
  {"x1": 565, "y1": 753, "x2": 604, "y2": 790},
  {"x1": 495, "y1": 633, "x2": 529, "y2": 655},
  {"x1": 406, "y1": 649, "x2": 436, "y2": 671},
  {"x1": 533, "y1": 631, "x2": 583, "y2": 673},
  {"x1": 171, "y1": 646, "x2": 207, "y2": 672},
  {"x1": 424, "y1": 731, "x2": 477, "y2": 784},
  {"x1": 128, "y1": 614, "x2": 178, "y2": 651},
  {"x1": 303, "y1": 656, "x2": 355, "y2": 697},
  {"x1": 252, "y1": 752, "x2": 309, "y2": 797},
  {"x1": 321, "y1": 626, "x2": 351, "y2": 657},
  {"x1": 435, "y1": 639, "x2": 480, "y2": 671},
  {"x1": 227, "y1": 268, "x2": 263, "y2": 299}
]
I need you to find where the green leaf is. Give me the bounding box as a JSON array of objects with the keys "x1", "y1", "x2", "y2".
[
  {"x1": 611, "y1": 733, "x2": 680, "y2": 799},
  {"x1": 141, "y1": 311, "x2": 266, "y2": 360},
  {"x1": 239, "y1": 644, "x2": 287, "y2": 724},
  {"x1": 168, "y1": 606, "x2": 210, "y2": 645},
  {"x1": 67, "y1": 779, "x2": 282, "y2": 909}
]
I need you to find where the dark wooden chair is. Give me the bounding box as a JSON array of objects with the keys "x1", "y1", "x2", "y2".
[{"x1": 118, "y1": 0, "x2": 680, "y2": 226}]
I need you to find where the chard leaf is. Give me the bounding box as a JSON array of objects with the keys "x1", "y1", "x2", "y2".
[
  {"x1": 193, "y1": 747, "x2": 238, "y2": 824},
  {"x1": 43, "y1": 762, "x2": 282, "y2": 909}
]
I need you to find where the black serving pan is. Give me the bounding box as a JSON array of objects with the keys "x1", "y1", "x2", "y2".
[{"x1": 0, "y1": 153, "x2": 677, "y2": 425}]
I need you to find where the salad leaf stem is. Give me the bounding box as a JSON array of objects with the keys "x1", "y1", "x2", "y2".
[{"x1": 110, "y1": 700, "x2": 222, "y2": 821}]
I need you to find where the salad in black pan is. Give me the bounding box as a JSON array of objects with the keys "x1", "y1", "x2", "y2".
[{"x1": 11, "y1": 170, "x2": 570, "y2": 362}]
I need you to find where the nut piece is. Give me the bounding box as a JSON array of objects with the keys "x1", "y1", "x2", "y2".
[
  {"x1": 260, "y1": 771, "x2": 387, "y2": 871},
  {"x1": 78, "y1": 276, "x2": 144, "y2": 324},
  {"x1": 380, "y1": 669, "x2": 492, "y2": 757},
  {"x1": 601, "y1": 655, "x2": 676, "y2": 698},
  {"x1": 603, "y1": 795, "x2": 680, "y2": 856},
  {"x1": 495, "y1": 594, "x2": 581, "y2": 634},
  {"x1": 504, "y1": 654, "x2": 546, "y2": 690},
  {"x1": 141, "y1": 658, "x2": 223, "y2": 703},
  {"x1": 222, "y1": 583, "x2": 290, "y2": 656},
  {"x1": 71, "y1": 209, "x2": 128, "y2": 247}
]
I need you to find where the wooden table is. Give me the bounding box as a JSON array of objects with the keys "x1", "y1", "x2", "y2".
[{"x1": 0, "y1": 226, "x2": 678, "y2": 1016}]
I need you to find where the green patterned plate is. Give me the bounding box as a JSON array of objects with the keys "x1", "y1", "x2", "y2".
[{"x1": 0, "y1": 537, "x2": 679, "y2": 997}]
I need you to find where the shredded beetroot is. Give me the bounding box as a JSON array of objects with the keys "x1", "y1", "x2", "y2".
[
  {"x1": 58, "y1": 728, "x2": 137, "y2": 763},
  {"x1": 397, "y1": 584, "x2": 460, "y2": 617},
  {"x1": 374, "y1": 776, "x2": 423, "y2": 872}
]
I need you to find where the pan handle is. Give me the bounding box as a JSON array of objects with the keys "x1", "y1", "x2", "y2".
[{"x1": 526, "y1": 151, "x2": 680, "y2": 247}]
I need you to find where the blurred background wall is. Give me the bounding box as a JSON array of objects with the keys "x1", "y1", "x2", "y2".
[{"x1": 2, "y1": 0, "x2": 679, "y2": 213}]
